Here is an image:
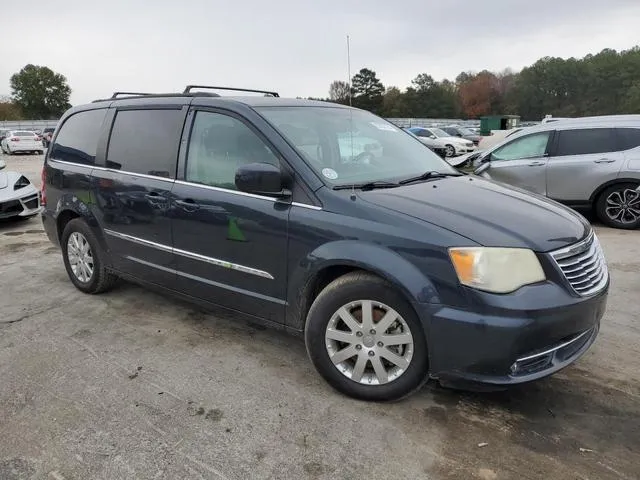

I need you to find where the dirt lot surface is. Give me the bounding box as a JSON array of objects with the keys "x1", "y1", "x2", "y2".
[{"x1": 1, "y1": 154, "x2": 639, "y2": 480}]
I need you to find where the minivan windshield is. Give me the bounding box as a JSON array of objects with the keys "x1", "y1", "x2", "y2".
[{"x1": 257, "y1": 107, "x2": 457, "y2": 186}]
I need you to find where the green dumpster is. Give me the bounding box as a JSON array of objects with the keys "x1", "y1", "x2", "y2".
[{"x1": 480, "y1": 115, "x2": 520, "y2": 136}]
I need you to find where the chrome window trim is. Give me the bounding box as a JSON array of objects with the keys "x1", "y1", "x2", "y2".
[
  {"x1": 49, "y1": 159, "x2": 175, "y2": 183},
  {"x1": 49, "y1": 161, "x2": 323, "y2": 210},
  {"x1": 292, "y1": 202, "x2": 322, "y2": 211},
  {"x1": 104, "y1": 229, "x2": 274, "y2": 280},
  {"x1": 126, "y1": 256, "x2": 286, "y2": 305},
  {"x1": 174, "y1": 180, "x2": 276, "y2": 202}
]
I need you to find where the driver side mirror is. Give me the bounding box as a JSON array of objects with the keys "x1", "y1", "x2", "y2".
[{"x1": 235, "y1": 163, "x2": 291, "y2": 198}]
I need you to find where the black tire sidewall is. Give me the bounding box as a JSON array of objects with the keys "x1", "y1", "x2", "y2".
[
  {"x1": 61, "y1": 219, "x2": 105, "y2": 293},
  {"x1": 596, "y1": 183, "x2": 640, "y2": 229},
  {"x1": 305, "y1": 275, "x2": 429, "y2": 401}
]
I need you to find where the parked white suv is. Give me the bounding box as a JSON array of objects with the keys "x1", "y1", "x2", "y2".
[{"x1": 473, "y1": 115, "x2": 640, "y2": 229}]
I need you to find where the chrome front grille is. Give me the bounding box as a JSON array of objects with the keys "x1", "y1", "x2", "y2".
[{"x1": 550, "y1": 233, "x2": 608, "y2": 296}]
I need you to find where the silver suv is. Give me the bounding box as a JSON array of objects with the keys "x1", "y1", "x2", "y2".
[{"x1": 473, "y1": 115, "x2": 640, "y2": 229}]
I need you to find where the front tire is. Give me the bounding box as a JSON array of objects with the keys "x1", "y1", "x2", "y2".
[
  {"x1": 596, "y1": 183, "x2": 640, "y2": 229},
  {"x1": 61, "y1": 218, "x2": 118, "y2": 293},
  {"x1": 305, "y1": 272, "x2": 429, "y2": 401},
  {"x1": 445, "y1": 144, "x2": 456, "y2": 157}
]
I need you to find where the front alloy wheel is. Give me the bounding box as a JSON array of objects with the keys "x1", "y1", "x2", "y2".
[
  {"x1": 325, "y1": 300, "x2": 414, "y2": 385},
  {"x1": 445, "y1": 144, "x2": 456, "y2": 157},
  {"x1": 305, "y1": 272, "x2": 429, "y2": 401}
]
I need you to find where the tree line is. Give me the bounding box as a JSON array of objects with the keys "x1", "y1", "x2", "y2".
[
  {"x1": 0, "y1": 64, "x2": 71, "y2": 120},
  {"x1": 2, "y1": 46, "x2": 640, "y2": 121},
  {"x1": 322, "y1": 46, "x2": 640, "y2": 120}
]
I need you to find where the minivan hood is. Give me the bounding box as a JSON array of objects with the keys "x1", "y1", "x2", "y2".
[{"x1": 358, "y1": 176, "x2": 590, "y2": 252}]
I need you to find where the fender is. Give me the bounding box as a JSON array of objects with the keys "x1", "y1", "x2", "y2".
[
  {"x1": 53, "y1": 190, "x2": 112, "y2": 263},
  {"x1": 589, "y1": 177, "x2": 640, "y2": 203},
  {"x1": 285, "y1": 240, "x2": 441, "y2": 331}
]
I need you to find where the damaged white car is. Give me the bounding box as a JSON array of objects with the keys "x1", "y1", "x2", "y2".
[{"x1": 0, "y1": 158, "x2": 41, "y2": 220}]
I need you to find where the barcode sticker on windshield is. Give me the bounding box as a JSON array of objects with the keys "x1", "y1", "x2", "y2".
[{"x1": 370, "y1": 122, "x2": 397, "y2": 132}]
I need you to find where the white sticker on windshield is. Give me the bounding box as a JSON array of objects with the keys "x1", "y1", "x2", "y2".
[
  {"x1": 370, "y1": 122, "x2": 397, "y2": 132},
  {"x1": 322, "y1": 168, "x2": 338, "y2": 180}
]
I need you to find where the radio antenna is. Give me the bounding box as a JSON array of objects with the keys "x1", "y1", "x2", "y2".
[{"x1": 347, "y1": 35, "x2": 352, "y2": 107}]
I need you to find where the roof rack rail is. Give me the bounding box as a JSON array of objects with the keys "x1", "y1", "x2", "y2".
[
  {"x1": 110, "y1": 92, "x2": 154, "y2": 99},
  {"x1": 183, "y1": 85, "x2": 279, "y2": 97}
]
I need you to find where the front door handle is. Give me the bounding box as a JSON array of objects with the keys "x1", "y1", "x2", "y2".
[
  {"x1": 528, "y1": 161, "x2": 545, "y2": 166},
  {"x1": 594, "y1": 158, "x2": 615, "y2": 164},
  {"x1": 174, "y1": 198, "x2": 200, "y2": 212}
]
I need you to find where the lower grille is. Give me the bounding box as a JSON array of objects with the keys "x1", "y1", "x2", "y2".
[
  {"x1": 0, "y1": 199, "x2": 23, "y2": 216},
  {"x1": 550, "y1": 233, "x2": 608, "y2": 296},
  {"x1": 510, "y1": 326, "x2": 597, "y2": 377}
]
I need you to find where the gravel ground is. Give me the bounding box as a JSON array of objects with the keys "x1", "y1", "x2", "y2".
[{"x1": 1, "y1": 153, "x2": 639, "y2": 480}]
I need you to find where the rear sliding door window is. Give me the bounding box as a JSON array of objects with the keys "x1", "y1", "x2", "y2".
[
  {"x1": 50, "y1": 109, "x2": 107, "y2": 165},
  {"x1": 555, "y1": 128, "x2": 617, "y2": 156},
  {"x1": 106, "y1": 109, "x2": 184, "y2": 178}
]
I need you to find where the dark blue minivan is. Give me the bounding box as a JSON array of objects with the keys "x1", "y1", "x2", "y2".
[{"x1": 41, "y1": 87, "x2": 609, "y2": 401}]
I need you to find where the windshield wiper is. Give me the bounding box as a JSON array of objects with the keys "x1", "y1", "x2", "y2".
[
  {"x1": 398, "y1": 171, "x2": 462, "y2": 185},
  {"x1": 332, "y1": 180, "x2": 400, "y2": 191}
]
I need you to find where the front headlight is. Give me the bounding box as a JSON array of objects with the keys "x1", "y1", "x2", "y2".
[{"x1": 449, "y1": 247, "x2": 545, "y2": 293}]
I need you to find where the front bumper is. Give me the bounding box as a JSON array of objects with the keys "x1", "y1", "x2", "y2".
[
  {"x1": 456, "y1": 145, "x2": 477, "y2": 154},
  {"x1": 422, "y1": 280, "x2": 608, "y2": 385},
  {"x1": 0, "y1": 190, "x2": 42, "y2": 219}
]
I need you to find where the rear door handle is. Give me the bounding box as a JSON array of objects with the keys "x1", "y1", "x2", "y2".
[
  {"x1": 174, "y1": 198, "x2": 200, "y2": 212},
  {"x1": 528, "y1": 161, "x2": 545, "y2": 166},
  {"x1": 594, "y1": 158, "x2": 615, "y2": 164},
  {"x1": 145, "y1": 192, "x2": 162, "y2": 199}
]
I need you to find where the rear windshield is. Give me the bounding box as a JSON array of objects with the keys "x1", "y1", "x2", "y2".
[{"x1": 15, "y1": 131, "x2": 36, "y2": 137}]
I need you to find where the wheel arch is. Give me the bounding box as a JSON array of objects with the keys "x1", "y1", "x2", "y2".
[
  {"x1": 54, "y1": 194, "x2": 111, "y2": 261},
  {"x1": 286, "y1": 240, "x2": 440, "y2": 332},
  {"x1": 589, "y1": 177, "x2": 640, "y2": 205}
]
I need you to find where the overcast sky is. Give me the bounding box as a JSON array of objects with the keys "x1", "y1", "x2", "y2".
[{"x1": 2, "y1": 0, "x2": 639, "y2": 105}]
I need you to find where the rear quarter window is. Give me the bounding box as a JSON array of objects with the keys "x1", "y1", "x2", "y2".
[
  {"x1": 554, "y1": 128, "x2": 617, "y2": 156},
  {"x1": 50, "y1": 109, "x2": 108, "y2": 165},
  {"x1": 106, "y1": 109, "x2": 184, "y2": 178},
  {"x1": 617, "y1": 128, "x2": 640, "y2": 150}
]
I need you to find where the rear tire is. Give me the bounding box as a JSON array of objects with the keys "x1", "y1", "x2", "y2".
[
  {"x1": 305, "y1": 272, "x2": 429, "y2": 401},
  {"x1": 596, "y1": 183, "x2": 640, "y2": 229},
  {"x1": 61, "y1": 218, "x2": 118, "y2": 293}
]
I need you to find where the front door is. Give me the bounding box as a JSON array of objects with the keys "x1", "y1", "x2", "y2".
[
  {"x1": 483, "y1": 131, "x2": 553, "y2": 195},
  {"x1": 92, "y1": 107, "x2": 187, "y2": 285},
  {"x1": 171, "y1": 109, "x2": 289, "y2": 323}
]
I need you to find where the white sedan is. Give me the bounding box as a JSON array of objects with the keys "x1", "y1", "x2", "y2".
[
  {"x1": 0, "y1": 158, "x2": 42, "y2": 219},
  {"x1": 406, "y1": 127, "x2": 477, "y2": 157},
  {"x1": 0, "y1": 130, "x2": 44, "y2": 155}
]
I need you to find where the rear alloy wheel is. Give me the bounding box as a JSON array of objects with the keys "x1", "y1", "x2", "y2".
[
  {"x1": 305, "y1": 272, "x2": 428, "y2": 401},
  {"x1": 596, "y1": 183, "x2": 640, "y2": 229},
  {"x1": 445, "y1": 144, "x2": 456, "y2": 157},
  {"x1": 61, "y1": 218, "x2": 118, "y2": 293}
]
